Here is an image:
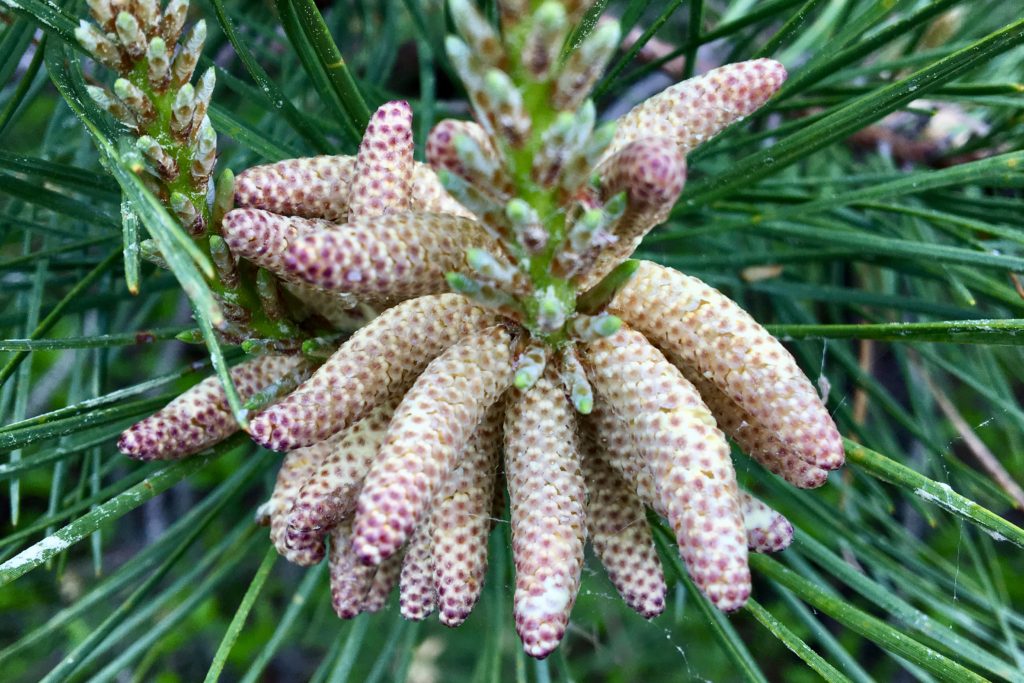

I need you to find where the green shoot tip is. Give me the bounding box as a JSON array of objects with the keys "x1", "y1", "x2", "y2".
[{"x1": 594, "y1": 314, "x2": 622, "y2": 337}]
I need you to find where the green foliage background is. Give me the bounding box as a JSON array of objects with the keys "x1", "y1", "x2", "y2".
[{"x1": 1, "y1": 0, "x2": 1023, "y2": 680}]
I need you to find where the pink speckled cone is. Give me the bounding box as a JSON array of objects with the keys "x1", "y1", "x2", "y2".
[
  {"x1": 609, "y1": 261, "x2": 844, "y2": 473},
  {"x1": 505, "y1": 366, "x2": 586, "y2": 659},
  {"x1": 605, "y1": 59, "x2": 788, "y2": 160},
  {"x1": 118, "y1": 354, "x2": 304, "y2": 460},
  {"x1": 352, "y1": 325, "x2": 513, "y2": 565},
  {"x1": 432, "y1": 401, "x2": 503, "y2": 627},
  {"x1": 249, "y1": 295, "x2": 493, "y2": 451},
  {"x1": 580, "y1": 421, "x2": 667, "y2": 619},
  {"x1": 583, "y1": 327, "x2": 751, "y2": 611}
]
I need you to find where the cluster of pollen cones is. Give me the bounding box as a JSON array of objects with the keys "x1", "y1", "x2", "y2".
[{"x1": 116, "y1": 2, "x2": 842, "y2": 659}]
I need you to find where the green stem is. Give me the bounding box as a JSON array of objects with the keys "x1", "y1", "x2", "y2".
[
  {"x1": 0, "y1": 443, "x2": 236, "y2": 587},
  {"x1": 203, "y1": 545, "x2": 278, "y2": 682},
  {"x1": 751, "y1": 554, "x2": 988, "y2": 682},
  {"x1": 845, "y1": 438, "x2": 1024, "y2": 548},
  {"x1": 502, "y1": 17, "x2": 579, "y2": 339}
]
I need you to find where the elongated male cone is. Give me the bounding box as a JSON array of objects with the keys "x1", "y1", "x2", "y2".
[
  {"x1": 222, "y1": 208, "x2": 337, "y2": 286},
  {"x1": 675, "y1": 360, "x2": 830, "y2": 488},
  {"x1": 579, "y1": 138, "x2": 687, "y2": 288},
  {"x1": 399, "y1": 522, "x2": 437, "y2": 620},
  {"x1": 352, "y1": 325, "x2": 513, "y2": 564},
  {"x1": 505, "y1": 366, "x2": 586, "y2": 659},
  {"x1": 587, "y1": 400, "x2": 663, "y2": 512},
  {"x1": 600, "y1": 138, "x2": 687, "y2": 208},
  {"x1": 591, "y1": 400, "x2": 799, "y2": 553},
  {"x1": 583, "y1": 327, "x2": 751, "y2": 611},
  {"x1": 250, "y1": 294, "x2": 494, "y2": 451},
  {"x1": 328, "y1": 521, "x2": 376, "y2": 618},
  {"x1": 739, "y1": 492, "x2": 794, "y2": 553},
  {"x1": 286, "y1": 397, "x2": 401, "y2": 547},
  {"x1": 269, "y1": 442, "x2": 331, "y2": 565},
  {"x1": 362, "y1": 550, "x2": 404, "y2": 612},
  {"x1": 118, "y1": 355, "x2": 304, "y2": 460},
  {"x1": 235, "y1": 156, "x2": 355, "y2": 221},
  {"x1": 552, "y1": 19, "x2": 620, "y2": 111},
  {"x1": 609, "y1": 261, "x2": 844, "y2": 473},
  {"x1": 605, "y1": 59, "x2": 787, "y2": 160},
  {"x1": 283, "y1": 212, "x2": 500, "y2": 298},
  {"x1": 348, "y1": 100, "x2": 415, "y2": 217},
  {"x1": 581, "y1": 423, "x2": 666, "y2": 619},
  {"x1": 234, "y1": 156, "x2": 469, "y2": 222},
  {"x1": 432, "y1": 402, "x2": 503, "y2": 627}
]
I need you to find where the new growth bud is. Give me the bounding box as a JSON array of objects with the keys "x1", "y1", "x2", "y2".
[
  {"x1": 563, "y1": 115, "x2": 617, "y2": 195},
  {"x1": 147, "y1": 37, "x2": 171, "y2": 89},
  {"x1": 191, "y1": 117, "x2": 217, "y2": 185},
  {"x1": 568, "y1": 207, "x2": 609, "y2": 251},
  {"x1": 212, "y1": 168, "x2": 235, "y2": 226},
  {"x1": 240, "y1": 338, "x2": 295, "y2": 356},
  {"x1": 466, "y1": 248, "x2": 529, "y2": 294},
  {"x1": 75, "y1": 21, "x2": 120, "y2": 69},
  {"x1": 533, "y1": 102, "x2": 595, "y2": 188},
  {"x1": 513, "y1": 342, "x2": 547, "y2": 390},
  {"x1": 170, "y1": 192, "x2": 203, "y2": 235},
  {"x1": 135, "y1": 0, "x2": 160, "y2": 33},
  {"x1": 497, "y1": 0, "x2": 528, "y2": 28},
  {"x1": 504, "y1": 198, "x2": 534, "y2": 225},
  {"x1": 192, "y1": 69, "x2": 216, "y2": 139},
  {"x1": 445, "y1": 272, "x2": 523, "y2": 319},
  {"x1": 257, "y1": 268, "x2": 287, "y2": 319},
  {"x1": 444, "y1": 36, "x2": 521, "y2": 149},
  {"x1": 137, "y1": 135, "x2": 178, "y2": 181},
  {"x1": 172, "y1": 19, "x2": 206, "y2": 85},
  {"x1": 208, "y1": 234, "x2": 238, "y2": 288},
  {"x1": 553, "y1": 19, "x2": 620, "y2": 110},
  {"x1": 448, "y1": 0, "x2": 504, "y2": 66},
  {"x1": 505, "y1": 199, "x2": 547, "y2": 253},
  {"x1": 578, "y1": 196, "x2": 624, "y2": 246},
  {"x1": 482, "y1": 68, "x2": 531, "y2": 147},
  {"x1": 586, "y1": 122, "x2": 618, "y2": 175},
  {"x1": 556, "y1": 197, "x2": 623, "y2": 278},
  {"x1": 561, "y1": 348, "x2": 593, "y2": 414},
  {"x1": 171, "y1": 83, "x2": 196, "y2": 139},
  {"x1": 115, "y1": 11, "x2": 146, "y2": 59},
  {"x1": 454, "y1": 133, "x2": 510, "y2": 199},
  {"x1": 301, "y1": 335, "x2": 343, "y2": 359},
  {"x1": 431, "y1": 169, "x2": 516, "y2": 252},
  {"x1": 87, "y1": 85, "x2": 138, "y2": 129},
  {"x1": 569, "y1": 312, "x2": 622, "y2": 341},
  {"x1": 114, "y1": 78, "x2": 154, "y2": 123},
  {"x1": 162, "y1": 0, "x2": 190, "y2": 50},
  {"x1": 522, "y1": 2, "x2": 568, "y2": 80},
  {"x1": 534, "y1": 286, "x2": 568, "y2": 333},
  {"x1": 86, "y1": 0, "x2": 114, "y2": 30},
  {"x1": 139, "y1": 239, "x2": 169, "y2": 269},
  {"x1": 446, "y1": 271, "x2": 482, "y2": 297}
]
